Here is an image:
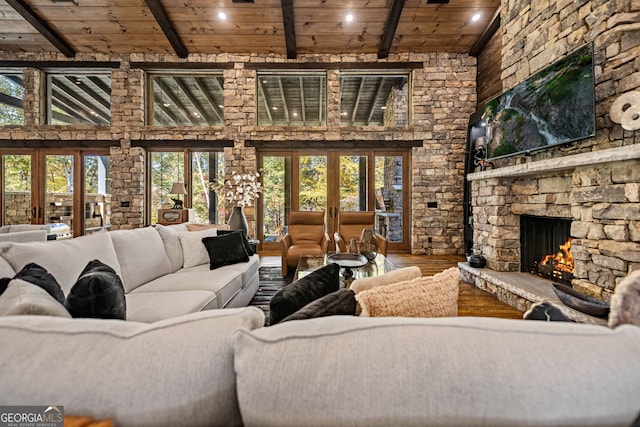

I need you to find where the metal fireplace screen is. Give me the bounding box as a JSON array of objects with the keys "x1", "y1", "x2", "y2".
[{"x1": 520, "y1": 215, "x2": 573, "y2": 284}]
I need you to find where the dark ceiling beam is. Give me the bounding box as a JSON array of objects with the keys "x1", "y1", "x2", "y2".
[
  {"x1": 5, "y1": 0, "x2": 75, "y2": 58},
  {"x1": 0, "y1": 93, "x2": 23, "y2": 109},
  {"x1": 378, "y1": 0, "x2": 406, "y2": 59},
  {"x1": 257, "y1": 80, "x2": 274, "y2": 125},
  {"x1": 298, "y1": 77, "x2": 306, "y2": 124},
  {"x1": 350, "y1": 77, "x2": 366, "y2": 124},
  {"x1": 143, "y1": 0, "x2": 189, "y2": 59},
  {"x1": 277, "y1": 77, "x2": 290, "y2": 122},
  {"x1": 50, "y1": 88, "x2": 102, "y2": 124},
  {"x1": 281, "y1": 0, "x2": 297, "y2": 59},
  {"x1": 53, "y1": 79, "x2": 110, "y2": 122},
  {"x1": 63, "y1": 77, "x2": 110, "y2": 111},
  {"x1": 366, "y1": 77, "x2": 386, "y2": 125},
  {"x1": 155, "y1": 78, "x2": 197, "y2": 124},
  {"x1": 175, "y1": 77, "x2": 212, "y2": 124},
  {"x1": 194, "y1": 79, "x2": 224, "y2": 123},
  {"x1": 87, "y1": 76, "x2": 112, "y2": 98},
  {"x1": 469, "y1": 7, "x2": 501, "y2": 57}
]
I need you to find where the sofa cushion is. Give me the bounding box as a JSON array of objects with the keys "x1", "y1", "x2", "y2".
[
  {"x1": 0, "y1": 257, "x2": 15, "y2": 279},
  {"x1": 14, "y1": 262, "x2": 65, "y2": 304},
  {"x1": 202, "y1": 232, "x2": 250, "y2": 270},
  {"x1": 0, "y1": 307, "x2": 265, "y2": 427},
  {"x1": 0, "y1": 231, "x2": 122, "y2": 295},
  {"x1": 134, "y1": 264, "x2": 243, "y2": 309},
  {"x1": 0, "y1": 279, "x2": 71, "y2": 317},
  {"x1": 178, "y1": 228, "x2": 220, "y2": 268},
  {"x1": 233, "y1": 316, "x2": 640, "y2": 427},
  {"x1": 269, "y1": 263, "x2": 340, "y2": 325},
  {"x1": 154, "y1": 224, "x2": 184, "y2": 272},
  {"x1": 215, "y1": 254, "x2": 260, "y2": 289},
  {"x1": 281, "y1": 289, "x2": 357, "y2": 322},
  {"x1": 609, "y1": 269, "x2": 640, "y2": 328},
  {"x1": 355, "y1": 267, "x2": 459, "y2": 318},
  {"x1": 217, "y1": 229, "x2": 254, "y2": 256},
  {"x1": 125, "y1": 290, "x2": 218, "y2": 322},
  {"x1": 349, "y1": 266, "x2": 422, "y2": 294},
  {"x1": 110, "y1": 227, "x2": 172, "y2": 293},
  {"x1": 65, "y1": 260, "x2": 126, "y2": 320}
]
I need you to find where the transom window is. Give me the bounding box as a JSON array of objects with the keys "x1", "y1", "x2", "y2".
[
  {"x1": 47, "y1": 72, "x2": 112, "y2": 125},
  {"x1": 0, "y1": 71, "x2": 25, "y2": 126},
  {"x1": 257, "y1": 71, "x2": 326, "y2": 127},
  {"x1": 339, "y1": 71, "x2": 410, "y2": 127},
  {"x1": 148, "y1": 73, "x2": 224, "y2": 126}
]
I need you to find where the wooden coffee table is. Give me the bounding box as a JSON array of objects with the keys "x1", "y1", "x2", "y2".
[{"x1": 294, "y1": 253, "x2": 396, "y2": 288}]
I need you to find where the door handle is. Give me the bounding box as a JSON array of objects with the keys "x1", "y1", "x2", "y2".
[
  {"x1": 32, "y1": 207, "x2": 36, "y2": 218},
  {"x1": 38, "y1": 206, "x2": 42, "y2": 219}
]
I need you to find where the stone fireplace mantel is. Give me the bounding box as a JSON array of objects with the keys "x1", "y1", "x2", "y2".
[{"x1": 467, "y1": 144, "x2": 640, "y2": 181}]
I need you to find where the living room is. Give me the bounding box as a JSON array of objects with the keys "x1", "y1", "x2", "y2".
[{"x1": 0, "y1": 0, "x2": 639, "y2": 425}]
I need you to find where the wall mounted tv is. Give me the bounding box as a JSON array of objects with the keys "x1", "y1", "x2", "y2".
[{"x1": 484, "y1": 43, "x2": 595, "y2": 160}]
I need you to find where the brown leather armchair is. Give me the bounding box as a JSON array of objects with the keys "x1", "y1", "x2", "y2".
[
  {"x1": 334, "y1": 211, "x2": 388, "y2": 257},
  {"x1": 281, "y1": 211, "x2": 330, "y2": 277}
]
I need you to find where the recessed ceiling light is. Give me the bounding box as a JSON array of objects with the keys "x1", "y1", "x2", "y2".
[
  {"x1": 272, "y1": 106, "x2": 278, "y2": 111},
  {"x1": 292, "y1": 112, "x2": 298, "y2": 117},
  {"x1": 381, "y1": 106, "x2": 387, "y2": 110},
  {"x1": 471, "y1": 13, "x2": 481, "y2": 22},
  {"x1": 218, "y1": 104, "x2": 223, "y2": 108},
  {"x1": 218, "y1": 11, "x2": 227, "y2": 20},
  {"x1": 163, "y1": 103, "x2": 170, "y2": 107},
  {"x1": 346, "y1": 14, "x2": 354, "y2": 22}
]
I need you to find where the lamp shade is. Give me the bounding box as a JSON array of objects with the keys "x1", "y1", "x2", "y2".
[{"x1": 170, "y1": 182, "x2": 187, "y2": 195}]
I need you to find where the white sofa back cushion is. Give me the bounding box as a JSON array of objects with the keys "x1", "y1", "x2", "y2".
[
  {"x1": 233, "y1": 316, "x2": 640, "y2": 427},
  {"x1": 0, "y1": 231, "x2": 122, "y2": 295},
  {"x1": 154, "y1": 224, "x2": 184, "y2": 272},
  {"x1": 178, "y1": 228, "x2": 219, "y2": 268},
  {"x1": 0, "y1": 279, "x2": 70, "y2": 317},
  {"x1": 110, "y1": 227, "x2": 173, "y2": 293},
  {"x1": 0, "y1": 307, "x2": 265, "y2": 427},
  {"x1": 0, "y1": 256, "x2": 15, "y2": 278}
]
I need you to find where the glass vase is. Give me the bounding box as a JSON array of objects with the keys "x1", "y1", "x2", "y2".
[
  {"x1": 228, "y1": 206, "x2": 249, "y2": 234},
  {"x1": 359, "y1": 228, "x2": 378, "y2": 261}
]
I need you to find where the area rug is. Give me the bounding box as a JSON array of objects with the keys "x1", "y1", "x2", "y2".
[{"x1": 250, "y1": 266, "x2": 293, "y2": 325}]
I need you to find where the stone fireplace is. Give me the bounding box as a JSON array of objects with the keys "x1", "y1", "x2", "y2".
[{"x1": 459, "y1": 144, "x2": 640, "y2": 323}]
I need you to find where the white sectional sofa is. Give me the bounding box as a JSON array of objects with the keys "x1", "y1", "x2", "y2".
[{"x1": 0, "y1": 223, "x2": 260, "y2": 322}]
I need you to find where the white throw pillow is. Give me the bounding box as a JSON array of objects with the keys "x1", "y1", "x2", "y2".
[{"x1": 178, "y1": 228, "x2": 219, "y2": 268}]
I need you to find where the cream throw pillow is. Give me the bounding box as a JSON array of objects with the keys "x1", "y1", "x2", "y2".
[
  {"x1": 356, "y1": 267, "x2": 459, "y2": 318},
  {"x1": 178, "y1": 228, "x2": 219, "y2": 268},
  {"x1": 350, "y1": 266, "x2": 422, "y2": 294}
]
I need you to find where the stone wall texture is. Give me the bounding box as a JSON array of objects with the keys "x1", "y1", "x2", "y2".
[
  {"x1": 0, "y1": 50, "x2": 476, "y2": 254},
  {"x1": 471, "y1": 0, "x2": 640, "y2": 298}
]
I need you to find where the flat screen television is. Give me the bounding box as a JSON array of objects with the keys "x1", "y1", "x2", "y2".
[{"x1": 484, "y1": 43, "x2": 595, "y2": 160}]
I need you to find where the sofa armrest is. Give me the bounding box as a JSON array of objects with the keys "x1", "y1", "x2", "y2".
[{"x1": 280, "y1": 233, "x2": 293, "y2": 277}]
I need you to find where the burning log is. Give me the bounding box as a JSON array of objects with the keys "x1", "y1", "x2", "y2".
[{"x1": 531, "y1": 237, "x2": 575, "y2": 285}]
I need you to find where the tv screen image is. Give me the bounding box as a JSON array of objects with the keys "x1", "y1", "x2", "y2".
[{"x1": 484, "y1": 43, "x2": 595, "y2": 160}]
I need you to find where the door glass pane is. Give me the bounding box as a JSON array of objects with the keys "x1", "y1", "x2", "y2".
[
  {"x1": 3, "y1": 154, "x2": 31, "y2": 224},
  {"x1": 45, "y1": 155, "x2": 74, "y2": 238},
  {"x1": 149, "y1": 152, "x2": 184, "y2": 224},
  {"x1": 299, "y1": 155, "x2": 327, "y2": 211},
  {"x1": 375, "y1": 155, "x2": 403, "y2": 243},
  {"x1": 84, "y1": 155, "x2": 111, "y2": 234},
  {"x1": 339, "y1": 155, "x2": 367, "y2": 211},
  {"x1": 191, "y1": 152, "x2": 224, "y2": 224},
  {"x1": 262, "y1": 155, "x2": 290, "y2": 243}
]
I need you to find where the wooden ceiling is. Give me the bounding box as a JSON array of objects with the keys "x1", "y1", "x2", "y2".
[{"x1": 0, "y1": 0, "x2": 501, "y2": 59}]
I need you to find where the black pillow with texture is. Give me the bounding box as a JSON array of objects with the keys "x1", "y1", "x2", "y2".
[
  {"x1": 281, "y1": 288, "x2": 357, "y2": 322},
  {"x1": 14, "y1": 262, "x2": 65, "y2": 304},
  {"x1": 217, "y1": 229, "x2": 254, "y2": 256},
  {"x1": 269, "y1": 263, "x2": 340, "y2": 325},
  {"x1": 202, "y1": 232, "x2": 250, "y2": 270},
  {"x1": 65, "y1": 259, "x2": 126, "y2": 320}
]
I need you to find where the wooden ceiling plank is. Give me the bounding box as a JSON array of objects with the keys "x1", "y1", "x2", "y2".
[
  {"x1": 50, "y1": 88, "x2": 103, "y2": 124},
  {"x1": 258, "y1": 79, "x2": 274, "y2": 125},
  {"x1": 194, "y1": 78, "x2": 224, "y2": 123},
  {"x1": 378, "y1": 0, "x2": 406, "y2": 59},
  {"x1": 63, "y1": 76, "x2": 110, "y2": 111},
  {"x1": 143, "y1": 0, "x2": 189, "y2": 58},
  {"x1": 155, "y1": 78, "x2": 197, "y2": 125},
  {"x1": 281, "y1": 0, "x2": 297, "y2": 59},
  {"x1": 469, "y1": 6, "x2": 501, "y2": 57},
  {"x1": 366, "y1": 77, "x2": 385, "y2": 125},
  {"x1": 5, "y1": 0, "x2": 76, "y2": 57},
  {"x1": 175, "y1": 77, "x2": 212, "y2": 124},
  {"x1": 54, "y1": 78, "x2": 110, "y2": 122}
]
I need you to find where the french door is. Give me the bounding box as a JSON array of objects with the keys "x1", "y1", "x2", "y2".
[
  {"x1": 258, "y1": 149, "x2": 410, "y2": 253},
  {"x1": 1, "y1": 149, "x2": 111, "y2": 238}
]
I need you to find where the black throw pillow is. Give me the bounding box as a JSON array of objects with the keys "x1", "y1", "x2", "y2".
[
  {"x1": 269, "y1": 263, "x2": 340, "y2": 326},
  {"x1": 281, "y1": 288, "x2": 357, "y2": 323},
  {"x1": 14, "y1": 262, "x2": 65, "y2": 304},
  {"x1": 202, "y1": 232, "x2": 250, "y2": 270},
  {"x1": 0, "y1": 277, "x2": 10, "y2": 297},
  {"x1": 217, "y1": 229, "x2": 254, "y2": 256},
  {"x1": 65, "y1": 259, "x2": 126, "y2": 320}
]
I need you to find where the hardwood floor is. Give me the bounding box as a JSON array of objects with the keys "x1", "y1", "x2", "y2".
[{"x1": 259, "y1": 253, "x2": 524, "y2": 319}]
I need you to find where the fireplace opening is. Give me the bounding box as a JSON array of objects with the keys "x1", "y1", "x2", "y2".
[{"x1": 520, "y1": 216, "x2": 574, "y2": 284}]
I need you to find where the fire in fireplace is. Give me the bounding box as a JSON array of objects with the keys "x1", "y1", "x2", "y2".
[{"x1": 520, "y1": 215, "x2": 574, "y2": 284}]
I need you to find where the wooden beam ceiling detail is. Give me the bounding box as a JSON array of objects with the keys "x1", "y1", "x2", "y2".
[
  {"x1": 281, "y1": 0, "x2": 297, "y2": 59},
  {"x1": 143, "y1": 0, "x2": 189, "y2": 59},
  {"x1": 378, "y1": 0, "x2": 406, "y2": 59},
  {"x1": 5, "y1": 0, "x2": 75, "y2": 58},
  {"x1": 469, "y1": 7, "x2": 501, "y2": 57}
]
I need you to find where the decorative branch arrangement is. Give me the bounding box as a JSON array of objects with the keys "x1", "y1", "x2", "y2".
[{"x1": 210, "y1": 170, "x2": 263, "y2": 207}]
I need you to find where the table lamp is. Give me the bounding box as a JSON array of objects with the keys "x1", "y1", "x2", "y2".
[{"x1": 169, "y1": 182, "x2": 187, "y2": 209}]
